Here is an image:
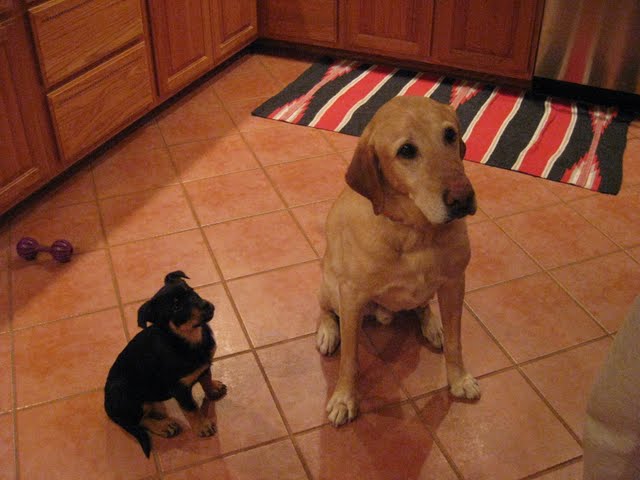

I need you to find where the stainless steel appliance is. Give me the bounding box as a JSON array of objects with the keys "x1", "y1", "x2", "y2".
[{"x1": 535, "y1": 0, "x2": 640, "y2": 95}]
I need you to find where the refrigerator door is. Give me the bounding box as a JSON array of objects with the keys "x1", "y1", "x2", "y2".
[{"x1": 535, "y1": 0, "x2": 640, "y2": 94}]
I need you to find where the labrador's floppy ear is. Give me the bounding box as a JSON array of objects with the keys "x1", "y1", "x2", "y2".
[
  {"x1": 164, "y1": 270, "x2": 189, "y2": 285},
  {"x1": 345, "y1": 128, "x2": 385, "y2": 215}
]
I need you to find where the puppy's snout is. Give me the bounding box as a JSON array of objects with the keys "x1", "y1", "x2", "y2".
[
  {"x1": 443, "y1": 177, "x2": 476, "y2": 220},
  {"x1": 202, "y1": 301, "x2": 215, "y2": 322}
]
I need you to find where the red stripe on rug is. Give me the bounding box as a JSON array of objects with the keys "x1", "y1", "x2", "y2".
[
  {"x1": 464, "y1": 89, "x2": 522, "y2": 162},
  {"x1": 311, "y1": 65, "x2": 397, "y2": 131},
  {"x1": 403, "y1": 74, "x2": 441, "y2": 97},
  {"x1": 516, "y1": 101, "x2": 575, "y2": 176}
]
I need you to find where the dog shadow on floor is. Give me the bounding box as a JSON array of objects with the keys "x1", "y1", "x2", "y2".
[{"x1": 310, "y1": 312, "x2": 459, "y2": 478}]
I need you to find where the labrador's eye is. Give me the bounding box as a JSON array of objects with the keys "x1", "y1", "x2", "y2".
[
  {"x1": 444, "y1": 127, "x2": 457, "y2": 145},
  {"x1": 397, "y1": 143, "x2": 417, "y2": 159},
  {"x1": 172, "y1": 298, "x2": 181, "y2": 312}
]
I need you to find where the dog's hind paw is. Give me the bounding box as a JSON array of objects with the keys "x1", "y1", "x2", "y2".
[
  {"x1": 420, "y1": 307, "x2": 443, "y2": 350},
  {"x1": 316, "y1": 316, "x2": 340, "y2": 356},
  {"x1": 450, "y1": 373, "x2": 481, "y2": 400},
  {"x1": 197, "y1": 419, "x2": 216, "y2": 437},
  {"x1": 147, "y1": 418, "x2": 181, "y2": 438},
  {"x1": 374, "y1": 306, "x2": 394, "y2": 325}
]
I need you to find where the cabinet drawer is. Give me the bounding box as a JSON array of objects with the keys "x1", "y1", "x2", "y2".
[
  {"x1": 47, "y1": 42, "x2": 153, "y2": 162},
  {"x1": 30, "y1": 0, "x2": 144, "y2": 87}
]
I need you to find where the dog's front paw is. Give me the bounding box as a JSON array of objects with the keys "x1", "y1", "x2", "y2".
[
  {"x1": 420, "y1": 309, "x2": 443, "y2": 350},
  {"x1": 316, "y1": 316, "x2": 340, "y2": 356},
  {"x1": 197, "y1": 418, "x2": 216, "y2": 437},
  {"x1": 450, "y1": 373, "x2": 481, "y2": 400},
  {"x1": 205, "y1": 380, "x2": 227, "y2": 401},
  {"x1": 326, "y1": 388, "x2": 358, "y2": 427}
]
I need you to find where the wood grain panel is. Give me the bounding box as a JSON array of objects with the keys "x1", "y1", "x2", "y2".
[
  {"x1": 433, "y1": 0, "x2": 543, "y2": 79},
  {"x1": 47, "y1": 42, "x2": 153, "y2": 161},
  {"x1": 29, "y1": 0, "x2": 144, "y2": 87},
  {"x1": 259, "y1": 0, "x2": 338, "y2": 46},
  {"x1": 0, "y1": 19, "x2": 54, "y2": 214},
  {"x1": 0, "y1": 0, "x2": 14, "y2": 15},
  {"x1": 147, "y1": 0, "x2": 214, "y2": 96},
  {"x1": 212, "y1": 0, "x2": 257, "y2": 60},
  {"x1": 343, "y1": 0, "x2": 432, "y2": 58}
]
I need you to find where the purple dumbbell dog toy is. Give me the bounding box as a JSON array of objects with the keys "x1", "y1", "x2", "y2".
[{"x1": 17, "y1": 237, "x2": 74, "y2": 263}]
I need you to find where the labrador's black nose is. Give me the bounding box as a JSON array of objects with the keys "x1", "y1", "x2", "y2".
[{"x1": 444, "y1": 190, "x2": 477, "y2": 220}]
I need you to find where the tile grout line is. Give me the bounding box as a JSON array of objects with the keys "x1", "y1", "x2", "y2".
[
  {"x1": 517, "y1": 455, "x2": 584, "y2": 480},
  {"x1": 486, "y1": 216, "x2": 611, "y2": 335},
  {"x1": 6, "y1": 256, "x2": 321, "y2": 335},
  {"x1": 562, "y1": 185, "x2": 640, "y2": 251},
  {"x1": 465, "y1": 296, "x2": 588, "y2": 447},
  {"x1": 235, "y1": 124, "x2": 325, "y2": 261},
  {"x1": 161, "y1": 100, "x2": 317, "y2": 479},
  {"x1": 157, "y1": 434, "x2": 293, "y2": 477},
  {"x1": 93, "y1": 167, "x2": 167, "y2": 477},
  {"x1": 87, "y1": 170, "x2": 130, "y2": 341},
  {"x1": 5, "y1": 236, "x2": 20, "y2": 480},
  {"x1": 212, "y1": 82, "x2": 317, "y2": 480},
  {"x1": 360, "y1": 326, "x2": 468, "y2": 480}
]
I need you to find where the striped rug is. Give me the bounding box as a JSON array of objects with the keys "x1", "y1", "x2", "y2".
[{"x1": 253, "y1": 59, "x2": 635, "y2": 194}]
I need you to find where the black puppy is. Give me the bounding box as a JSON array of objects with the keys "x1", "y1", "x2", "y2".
[{"x1": 104, "y1": 271, "x2": 227, "y2": 457}]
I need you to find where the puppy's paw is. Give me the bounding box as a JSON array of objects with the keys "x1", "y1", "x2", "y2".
[
  {"x1": 316, "y1": 317, "x2": 340, "y2": 356},
  {"x1": 148, "y1": 418, "x2": 182, "y2": 438},
  {"x1": 197, "y1": 418, "x2": 216, "y2": 437},
  {"x1": 420, "y1": 309, "x2": 443, "y2": 350},
  {"x1": 205, "y1": 380, "x2": 227, "y2": 401},
  {"x1": 450, "y1": 373, "x2": 481, "y2": 400},
  {"x1": 326, "y1": 388, "x2": 358, "y2": 427}
]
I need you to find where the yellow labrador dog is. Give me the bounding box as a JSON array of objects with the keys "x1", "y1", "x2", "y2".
[{"x1": 317, "y1": 96, "x2": 480, "y2": 426}]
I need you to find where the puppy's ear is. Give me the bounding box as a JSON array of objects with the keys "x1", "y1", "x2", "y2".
[
  {"x1": 137, "y1": 301, "x2": 153, "y2": 329},
  {"x1": 345, "y1": 129, "x2": 385, "y2": 215},
  {"x1": 164, "y1": 271, "x2": 189, "y2": 285},
  {"x1": 459, "y1": 138, "x2": 466, "y2": 160}
]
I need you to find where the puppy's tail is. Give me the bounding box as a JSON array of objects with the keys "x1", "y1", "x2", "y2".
[{"x1": 123, "y1": 425, "x2": 151, "y2": 458}]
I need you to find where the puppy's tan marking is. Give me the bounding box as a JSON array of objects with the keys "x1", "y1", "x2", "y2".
[
  {"x1": 170, "y1": 308, "x2": 206, "y2": 345},
  {"x1": 179, "y1": 364, "x2": 211, "y2": 387}
]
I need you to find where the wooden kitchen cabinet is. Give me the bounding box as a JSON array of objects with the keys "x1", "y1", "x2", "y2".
[
  {"x1": 0, "y1": 17, "x2": 58, "y2": 213},
  {"x1": 432, "y1": 0, "x2": 544, "y2": 79},
  {"x1": 342, "y1": 0, "x2": 432, "y2": 59},
  {"x1": 147, "y1": 0, "x2": 215, "y2": 97},
  {"x1": 212, "y1": 0, "x2": 257, "y2": 61},
  {"x1": 259, "y1": 0, "x2": 338, "y2": 47},
  {"x1": 47, "y1": 42, "x2": 154, "y2": 161},
  {"x1": 149, "y1": 0, "x2": 257, "y2": 97},
  {"x1": 29, "y1": 0, "x2": 145, "y2": 88},
  {"x1": 0, "y1": 0, "x2": 13, "y2": 16}
]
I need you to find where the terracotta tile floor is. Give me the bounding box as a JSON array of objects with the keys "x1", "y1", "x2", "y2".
[{"x1": 1, "y1": 51, "x2": 639, "y2": 480}]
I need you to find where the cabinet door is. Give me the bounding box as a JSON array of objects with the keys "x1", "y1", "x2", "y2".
[
  {"x1": 147, "y1": 0, "x2": 215, "y2": 96},
  {"x1": 212, "y1": 0, "x2": 257, "y2": 62},
  {"x1": 343, "y1": 0, "x2": 432, "y2": 59},
  {"x1": 0, "y1": 19, "x2": 55, "y2": 213},
  {"x1": 0, "y1": 0, "x2": 13, "y2": 16},
  {"x1": 259, "y1": 0, "x2": 338, "y2": 47},
  {"x1": 433, "y1": 0, "x2": 543, "y2": 80}
]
